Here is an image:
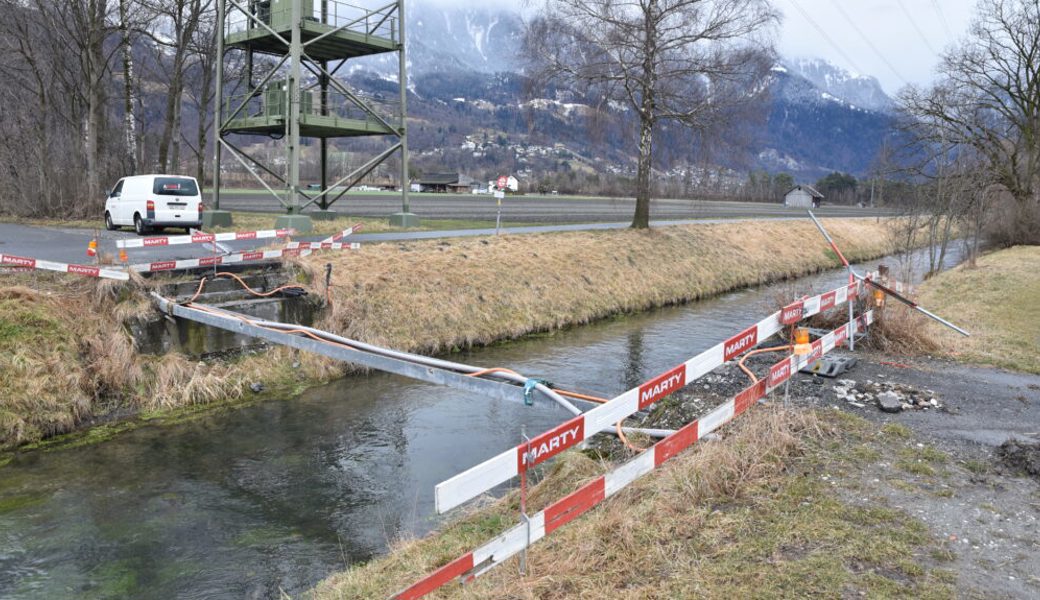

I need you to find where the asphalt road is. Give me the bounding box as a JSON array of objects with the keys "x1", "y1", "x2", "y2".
[
  {"x1": 0, "y1": 196, "x2": 895, "y2": 267},
  {"x1": 216, "y1": 191, "x2": 897, "y2": 222}
]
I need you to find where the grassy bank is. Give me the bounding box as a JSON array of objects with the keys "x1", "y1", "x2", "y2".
[
  {"x1": 302, "y1": 218, "x2": 901, "y2": 354},
  {"x1": 1, "y1": 218, "x2": 900, "y2": 451},
  {"x1": 312, "y1": 408, "x2": 955, "y2": 599},
  {"x1": 916, "y1": 245, "x2": 1040, "y2": 374}
]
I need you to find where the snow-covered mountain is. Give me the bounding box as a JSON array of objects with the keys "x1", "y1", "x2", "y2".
[
  {"x1": 408, "y1": 4, "x2": 523, "y2": 75},
  {"x1": 783, "y1": 58, "x2": 894, "y2": 112},
  {"x1": 344, "y1": 5, "x2": 898, "y2": 179}
]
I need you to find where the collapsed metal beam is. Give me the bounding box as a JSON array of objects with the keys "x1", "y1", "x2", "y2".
[
  {"x1": 806, "y1": 210, "x2": 970, "y2": 337},
  {"x1": 151, "y1": 294, "x2": 592, "y2": 411},
  {"x1": 151, "y1": 294, "x2": 676, "y2": 439}
]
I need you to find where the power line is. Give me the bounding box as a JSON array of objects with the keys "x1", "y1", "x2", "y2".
[
  {"x1": 831, "y1": 2, "x2": 910, "y2": 86},
  {"x1": 895, "y1": 0, "x2": 937, "y2": 54},
  {"x1": 785, "y1": 0, "x2": 866, "y2": 75},
  {"x1": 929, "y1": 0, "x2": 955, "y2": 38}
]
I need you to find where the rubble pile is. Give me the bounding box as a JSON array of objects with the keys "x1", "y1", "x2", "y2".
[{"x1": 831, "y1": 379, "x2": 942, "y2": 413}]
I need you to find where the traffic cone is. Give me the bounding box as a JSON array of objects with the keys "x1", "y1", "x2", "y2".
[{"x1": 87, "y1": 238, "x2": 97, "y2": 258}]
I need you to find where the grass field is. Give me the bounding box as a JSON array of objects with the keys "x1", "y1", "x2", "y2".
[{"x1": 916, "y1": 245, "x2": 1040, "y2": 374}]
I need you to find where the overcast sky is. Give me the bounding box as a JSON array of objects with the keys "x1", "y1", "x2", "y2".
[
  {"x1": 775, "y1": 0, "x2": 976, "y2": 94},
  {"x1": 422, "y1": 0, "x2": 978, "y2": 95}
]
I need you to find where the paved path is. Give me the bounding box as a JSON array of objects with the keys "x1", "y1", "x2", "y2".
[{"x1": 0, "y1": 213, "x2": 888, "y2": 268}]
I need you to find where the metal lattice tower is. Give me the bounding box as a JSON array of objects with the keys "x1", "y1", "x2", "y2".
[{"x1": 208, "y1": 0, "x2": 416, "y2": 232}]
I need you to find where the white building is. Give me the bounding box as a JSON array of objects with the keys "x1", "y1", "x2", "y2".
[
  {"x1": 487, "y1": 175, "x2": 519, "y2": 193},
  {"x1": 784, "y1": 185, "x2": 824, "y2": 208}
]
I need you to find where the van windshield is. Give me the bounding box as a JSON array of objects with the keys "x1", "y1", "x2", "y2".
[{"x1": 152, "y1": 177, "x2": 199, "y2": 197}]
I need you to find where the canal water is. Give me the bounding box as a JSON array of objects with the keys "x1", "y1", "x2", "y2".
[{"x1": 0, "y1": 246, "x2": 964, "y2": 599}]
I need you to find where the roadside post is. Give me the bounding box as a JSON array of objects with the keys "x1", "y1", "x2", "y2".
[{"x1": 495, "y1": 175, "x2": 507, "y2": 235}]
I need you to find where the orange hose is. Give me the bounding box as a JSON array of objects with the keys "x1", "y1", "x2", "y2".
[
  {"x1": 214, "y1": 271, "x2": 302, "y2": 298},
  {"x1": 737, "y1": 345, "x2": 793, "y2": 384},
  {"x1": 186, "y1": 277, "x2": 208, "y2": 304}
]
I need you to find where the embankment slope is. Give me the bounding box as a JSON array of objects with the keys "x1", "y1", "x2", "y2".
[{"x1": 2, "y1": 218, "x2": 899, "y2": 450}]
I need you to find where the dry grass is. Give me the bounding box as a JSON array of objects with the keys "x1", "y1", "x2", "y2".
[
  {"x1": 916, "y1": 245, "x2": 1040, "y2": 373},
  {"x1": 0, "y1": 274, "x2": 328, "y2": 449},
  {"x1": 861, "y1": 302, "x2": 942, "y2": 355},
  {"x1": 311, "y1": 407, "x2": 953, "y2": 599},
  {"x1": 302, "y1": 218, "x2": 901, "y2": 355}
]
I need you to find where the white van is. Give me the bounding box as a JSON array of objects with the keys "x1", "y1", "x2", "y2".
[{"x1": 105, "y1": 174, "x2": 203, "y2": 235}]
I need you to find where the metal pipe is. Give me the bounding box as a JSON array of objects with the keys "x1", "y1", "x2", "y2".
[
  {"x1": 807, "y1": 210, "x2": 857, "y2": 350},
  {"x1": 857, "y1": 275, "x2": 971, "y2": 337},
  {"x1": 807, "y1": 210, "x2": 970, "y2": 338}
]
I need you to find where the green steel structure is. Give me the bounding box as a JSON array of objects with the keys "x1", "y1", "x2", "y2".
[{"x1": 209, "y1": 0, "x2": 416, "y2": 231}]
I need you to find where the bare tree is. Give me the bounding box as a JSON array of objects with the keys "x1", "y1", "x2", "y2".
[
  {"x1": 900, "y1": 0, "x2": 1040, "y2": 243},
  {"x1": 144, "y1": 0, "x2": 212, "y2": 173},
  {"x1": 524, "y1": 0, "x2": 778, "y2": 228}
]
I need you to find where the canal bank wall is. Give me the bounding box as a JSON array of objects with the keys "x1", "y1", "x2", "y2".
[{"x1": 1, "y1": 218, "x2": 903, "y2": 453}]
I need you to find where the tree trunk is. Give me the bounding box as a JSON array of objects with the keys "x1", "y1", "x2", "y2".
[
  {"x1": 632, "y1": 114, "x2": 653, "y2": 228},
  {"x1": 120, "y1": 0, "x2": 137, "y2": 174},
  {"x1": 170, "y1": 91, "x2": 183, "y2": 171}
]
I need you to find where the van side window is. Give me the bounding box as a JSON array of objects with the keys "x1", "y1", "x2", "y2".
[{"x1": 111, "y1": 180, "x2": 124, "y2": 197}]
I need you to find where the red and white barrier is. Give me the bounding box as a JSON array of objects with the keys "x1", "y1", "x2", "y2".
[
  {"x1": 434, "y1": 279, "x2": 864, "y2": 514},
  {"x1": 394, "y1": 312, "x2": 874, "y2": 600},
  {"x1": 0, "y1": 253, "x2": 130, "y2": 281},
  {"x1": 115, "y1": 228, "x2": 294, "y2": 249},
  {"x1": 126, "y1": 245, "x2": 361, "y2": 273},
  {"x1": 320, "y1": 223, "x2": 363, "y2": 244}
]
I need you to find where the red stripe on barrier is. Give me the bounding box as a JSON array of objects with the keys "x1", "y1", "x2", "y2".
[
  {"x1": 847, "y1": 282, "x2": 858, "y2": 298},
  {"x1": 767, "y1": 356, "x2": 793, "y2": 389},
  {"x1": 149, "y1": 261, "x2": 177, "y2": 271},
  {"x1": 834, "y1": 324, "x2": 849, "y2": 347},
  {"x1": 734, "y1": 380, "x2": 766, "y2": 416},
  {"x1": 809, "y1": 339, "x2": 823, "y2": 362},
  {"x1": 724, "y1": 325, "x2": 758, "y2": 362},
  {"x1": 234, "y1": 231, "x2": 257, "y2": 240},
  {"x1": 820, "y1": 290, "x2": 837, "y2": 311},
  {"x1": 544, "y1": 477, "x2": 606, "y2": 535},
  {"x1": 517, "y1": 418, "x2": 585, "y2": 472},
  {"x1": 199, "y1": 256, "x2": 223, "y2": 267},
  {"x1": 393, "y1": 553, "x2": 475, "y2": 600},
  {"x1": 67, "y1": 264, "x2": 100, "y2": 277},
  {"x1": 191, "y1": 233, "x2": 215, "y2": 243},
  {"x1": 1, "y1": 255, "x2": 36, "y2": 268},
  {"x1": 242, "y1": 252, "x2": 264, "y2": 261},
  {"x1": 638, "y1": 364, "x2": 686, "y2": 410},
  {"x1": 780, "y1": 300, "x2": 804, "y2": 325},
  {"x1": 653, "y1": 420, "x2": 699, "y2": 466},
  {"x1": 143, "y1": 238, "x2": 168, "y2": 247}
]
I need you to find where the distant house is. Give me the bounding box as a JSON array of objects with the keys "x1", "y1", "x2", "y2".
[
  {"x1": 487, "y1": 175, "x2": 519, "y2": 193},
  {"x1": 416, "y1": 172, "x2": 477, "y2": 193},
  {"x1": 784, "y1": 185, "x2": 824, "y2": 208}
]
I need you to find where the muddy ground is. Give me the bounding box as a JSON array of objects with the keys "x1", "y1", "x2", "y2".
[{"x1": 633, "y1": 352, "x2": 1040, "y2": 599}]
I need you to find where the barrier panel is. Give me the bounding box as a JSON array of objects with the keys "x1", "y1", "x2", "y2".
[
  {"x1": 395, "y1": 312, "x2": 875, "y2": 599},
  {"x1": 434, "y1": 279, "x2": 864, "y2": 514},
  {"x1": 122, "y1": 224, "x2": 362, "y2": 274},
  {"x1": 0, "y1": 253, "x2": 130, "y2": 281},
  {"x1": 115, "y1": 228, "x2": 294, "y2": 249}
]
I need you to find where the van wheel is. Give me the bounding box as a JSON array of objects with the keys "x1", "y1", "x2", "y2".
[
  {"x1": 105, "y1": 212, "x2": 117, "y2": 231},
  {"x1": 134, "y1": 214, "x2": 147, "y2": 235}
]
